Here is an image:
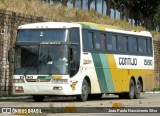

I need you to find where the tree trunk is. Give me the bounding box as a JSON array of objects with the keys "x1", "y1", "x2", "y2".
[
  {"x1": 95, "y1": 0, "x2": 97, "y2": 12},
  {"x1": 126, "y1": 7, "x2": 129, "y2": 22},
  {"x1": 62, "y1": 0, "x2": 68, "y2": 6},
  {"x1": 88, "y1": 0, "x2": 91, "y2": 11},
  {"x1": 114, "y1": 2, "x2": 116, "y2": 19},
  {"x1": 130, "y1": 9, "x2": 133, "y2": 25},
  {"x1": 158, "y1": 24, "x2": 160, "y2": 32},
  {"x1": 81, "y1": 0, "x2": 83, "y2": 8},
  {"x1": 106, "y1": 0, "x2": 111, "y2": 16},
  {"x1": 120, "y1": 4, "x2": 123, "y2": 20},
  {"x1": 102, "y1": 0, "x2": 104, "y2": 14},
  {"x1": 73, "y1": 0, "x2": 75, "y2": 8},
  {"x1": 135, "y1": 19, "x2": 138, "y2": 26}
]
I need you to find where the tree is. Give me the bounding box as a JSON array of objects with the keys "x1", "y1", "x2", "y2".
[{"x1": 62, "y1": 0, "x2": 68, "y2": 6}]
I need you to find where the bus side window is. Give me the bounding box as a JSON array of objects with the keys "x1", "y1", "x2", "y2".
[
  {"x1": 95, "y1": 32, "x2": 100, "y2": 50},
  {"x1": 138, "y1": 38, "x2": 147, "y2": 54},
  {"x1": 107, "y1": 34, "x2": 117, "y2": 52},
  {"x1": 82, "y1": 30, "x2": 88, "y2": 49},
  {"x1": 118, "y1": 35, "x2": 128, "y2": 53},
  {"x1": 147, "y1": 38, "x2": 152, "y2": 55},
  {"x1": 128, "y1": 37, "x2": 138, "y2": 54},
  {"x1": 70, "y1": 28, "x2": 80, "y2": 44},
  {"x1": 88, "y1": 32, "x2": 94, "y2": 49},
  {"x1": 100, "y1": 33, "x2": 106, "y2": 51}
]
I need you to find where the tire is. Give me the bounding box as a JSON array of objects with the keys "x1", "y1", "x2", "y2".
[
  {"x1": 33, "y1": 95, "x2": 45, "y2": 102},
  {"x1": 118, "y1": 93, "x2": 125, "y2": 99},
  {"x1": 127, "y1": 79, "x2": 135, "y2": 99},
  {"x1": 76, "y1": 79, "x2": 89, "y2": 102},
  {"x1": 88, "y1": 94, "x2": 102, "y2": 100},
  {"x1": 134, "y1": 79, "x2": 142, "y2": 99}
]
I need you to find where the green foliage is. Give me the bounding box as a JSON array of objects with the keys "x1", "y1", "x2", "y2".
[
  {"x1": 114, "y1": 0, "x2": 159, "y2": 30},
  {"x1": 152, "y1": 88, "x2": 160, "y2": 91}
]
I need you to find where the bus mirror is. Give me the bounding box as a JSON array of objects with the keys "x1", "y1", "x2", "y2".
[{"x1": 8, "y1": 48, "x2": 14, "y2": 63}]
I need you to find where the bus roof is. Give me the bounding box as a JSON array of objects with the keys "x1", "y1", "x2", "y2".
[
  {"x1": 18, "y1": 22, "x2": 81, "y2": 29},
  {"x1": 18, "y1": 22, "x2": 152, "y2": 37},
  {"x1": 78, "y1": 22, "x2": 152, "y2": 37}
]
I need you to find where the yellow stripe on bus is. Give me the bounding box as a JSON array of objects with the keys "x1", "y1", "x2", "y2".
[{"x1": 106, "y1": 54, "x2": 154, "y2": 92}]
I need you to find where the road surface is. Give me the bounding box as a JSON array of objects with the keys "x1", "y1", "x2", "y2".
[{"x1": 0, "y1": 93, "x2": 159, "y2": 115}]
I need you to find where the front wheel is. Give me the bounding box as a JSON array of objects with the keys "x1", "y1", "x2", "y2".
[{"x1": 76, "y1": 79, "x2": 89, "y2": 102}]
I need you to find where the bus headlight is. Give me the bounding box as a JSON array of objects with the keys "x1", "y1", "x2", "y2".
[
  {"x1": 13, "y1": 79, "x2": 25, "y2": 83},
  {"x1": 52, "y1": 79, "x2": 68, "y2": 84}
]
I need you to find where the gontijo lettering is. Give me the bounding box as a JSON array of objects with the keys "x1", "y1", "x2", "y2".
[{"x1": 119, "y1": 57, "x2": 137, "y2": 65}]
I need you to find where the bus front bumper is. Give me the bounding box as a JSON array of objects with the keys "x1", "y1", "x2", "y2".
[{"x1": 12, "y1": 83, "x2": 76, "y2": 95}]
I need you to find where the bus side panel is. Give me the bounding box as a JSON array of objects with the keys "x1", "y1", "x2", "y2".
[
  {"x1": 82, "y1": 52, "x2": 101, "y2": 94},
  {"x1": 106, "y1": 54, "x2": 130, "y2": 92},
  {"x1": 107, "y1": 54, "x2": 154, "y2": 93},
  {"x1": 91, "y1": 53, "x2": 114, "y2": 93}
]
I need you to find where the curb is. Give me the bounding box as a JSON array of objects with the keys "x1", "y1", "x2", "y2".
[
  {"x1": 0, "y1": 91, "x2": 160, "y2": 101},
  {"x1": 143, "y1": 91, "x2": 160, "y2": 94},
  {"x1": 0, "y1": 96, "x2": 32, "y2": 101}
]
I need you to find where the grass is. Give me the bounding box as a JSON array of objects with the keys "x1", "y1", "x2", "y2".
[
  {"x1": 152, "y1": 88, "x2": 160, "y2": 91},
  {"x1": 0, "y1": 0, "x2": 160, "y2": 39}
]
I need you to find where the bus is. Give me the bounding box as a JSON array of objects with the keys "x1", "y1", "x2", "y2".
[{"x1": 11, "y1": 22, "x2": 154, "y2": 102}]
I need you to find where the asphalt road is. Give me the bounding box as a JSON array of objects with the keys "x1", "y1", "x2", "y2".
[{"x1": 0, "y1": 93, "x2": 159, "y2": 116}]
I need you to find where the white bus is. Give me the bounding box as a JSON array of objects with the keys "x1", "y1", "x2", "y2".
[{"x1": 11, "y1": 22, "x2": 154, "y2": 102}]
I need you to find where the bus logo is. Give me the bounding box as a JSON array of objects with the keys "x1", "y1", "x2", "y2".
[{"x1": 20, "y1": 76, "x2": 33, "y2": 79}]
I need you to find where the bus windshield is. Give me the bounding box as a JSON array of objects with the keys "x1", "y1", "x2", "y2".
[
  {"x1": 14, "y1": 45, "x2": 68, "y2": 75},
  {"x1": 17, "y1": 29, "x2": 68, "y2": 42}
]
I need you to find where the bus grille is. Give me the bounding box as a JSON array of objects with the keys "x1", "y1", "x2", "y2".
[{"x1": 25, "y1": 79, "x2": 51, "y2": 82}]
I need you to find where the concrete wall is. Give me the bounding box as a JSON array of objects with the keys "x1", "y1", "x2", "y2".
[
  {"x1": 0, "y1": 9, "x2": 159, "y2": 95},
  {"x1": 0, "y1": 9, "x2": 50, "y2": 95}
]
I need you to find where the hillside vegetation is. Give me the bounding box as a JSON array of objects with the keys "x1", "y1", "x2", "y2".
[{"x1": 0, "y1": 0, "x2": 160, "y2": 40}]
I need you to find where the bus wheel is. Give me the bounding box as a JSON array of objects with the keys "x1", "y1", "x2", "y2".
[
  {"x1": 76, "y1": 79, "x2": 89, "y2": 102},
  {"x1": 33, "y1": 95, "x2": 44, "y2": 102},
  {"x1": 127, "y1": 79, "x2": 135, "y2": 99},
  {"x1": 118, "y1": 93, "x2": 125, "y2": 99},
  {"x1": 88, "y1": 94, "x2": 102, "y2": 100},
  {"x1": 134, "y1": 80, "x2": 142, "y2": 99}
]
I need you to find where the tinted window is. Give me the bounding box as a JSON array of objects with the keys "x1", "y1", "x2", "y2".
[
  {"x1": 88, "y1": 32, "x2": 94, "y2": 49},
  {"x1": 95, "y1": 33, "x2": 100, "y2": 50},
  {"x1": 70, "y1": 28, "x2": 80, "y2": 44},
  {"x1": 128, "y1": 37, "x2": 138, "y2": 53},
  {"x1": 118, "y1": 36, "x2": 128, "y2": 53},
  {"x1": 82, "y1": 30, "x2": 88, "y2": 49},
  {"x1": 17, "y1": 29, "x2": 68, "y2": 42},
  {"x1": 147, "y1": 38, "x2": 152, "y2": 54},
  {"x1": 99, "y1": 33, "x2": 106, "y2": 51},
  {"x1": 95, "y1": 33, "x2": 106, "y2": 51},
  {"x1": 138, "y1": 38, "x2": 147, "y2": 54},
  {"x1": 107, "y1": 34, "x2": 117, "y2": 52}
]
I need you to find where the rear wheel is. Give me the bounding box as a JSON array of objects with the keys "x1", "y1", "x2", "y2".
[
  {"x1": 127, "y1": 79, "x2": 135, "y2": 99},
  {"x1": 33, "y1": 95, "x2": 44, "y2": 102},
  {"x1": 134, "y1": 79, "x2": 142, "y2": 99},
  {"x1": 76, "y1": 79, "x2": 89, "y2": 102}
]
